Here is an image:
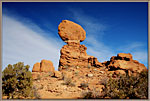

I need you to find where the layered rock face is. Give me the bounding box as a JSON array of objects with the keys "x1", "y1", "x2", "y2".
[
  {"x1": 58, "y1": 20, "x2": 102, "y2": 70},
  {"x1": 103, "y1": 53, "x2": 147, "y2": 75}
]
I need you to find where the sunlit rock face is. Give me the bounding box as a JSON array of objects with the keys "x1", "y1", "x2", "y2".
[
  {"x1": 58, "y1": 20, "x2": 102, "y2": 71},
  {"x1": 58, "y1": 20, "x2": 86, "y2": 42},
  {"x1": 32, "y1": 59, "x2": 54, "y2": 72},
  {"x1": 103, "y1": 53, "x2": 147, "y2": 76}
]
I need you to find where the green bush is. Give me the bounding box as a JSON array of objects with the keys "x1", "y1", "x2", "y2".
[
  {"x1": 2, "y1": 62, "x2": 33, "y2": 99},
  {"x1": 103, "y1": 71, "x2": 148, "y2": 99}
]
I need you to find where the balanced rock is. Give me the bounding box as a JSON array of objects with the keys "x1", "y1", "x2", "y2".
[
  {"x1": 58, "y1": 20, "x2": 86, "y2": 43},
  {"x1": 58, "y1": 20, "x2": 103, "y2": 70}
]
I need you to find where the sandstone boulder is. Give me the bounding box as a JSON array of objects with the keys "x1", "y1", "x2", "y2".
[
  {"x1": 40, "y1": 60, "x2": 55, "y2": 72},
  {"x1": 54, "y1": 71, "x2": 62, "y2": 78},
  {"x1": 32, "y1": 62, "x2": 40, "y2": 72},
  {"x1": 32, "y1": 60, "x2": 55, "y2": 73},
  {"x1": 58, "y1": 20, "x2": 86, "y2": 42}
]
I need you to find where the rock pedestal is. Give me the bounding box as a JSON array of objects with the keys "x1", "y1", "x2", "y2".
[{"x1": 58, "y1": 20, "x2": 102, "y2": 70}]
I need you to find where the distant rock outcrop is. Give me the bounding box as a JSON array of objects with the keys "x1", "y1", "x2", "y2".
[
  {"x1": 58, "y1": 20, "x2": 102, "y2": 70},
  {"x1": 32, "y1": 59, "x2": 54, "y2": 72},
  {"x1": 103, "y1": 53, "x2": 147, "y2": 76}
]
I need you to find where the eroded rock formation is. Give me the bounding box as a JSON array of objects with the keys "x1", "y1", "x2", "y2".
[
  {"x1": 30, "y1": 20, "x2": 147, "y2": 99},
  {"x1": 103, "y1": 53, "x2": 147, "y2": 76},
  {"x1": 58, "y1": 20, "x2": 102, "y2": 70},
  {"x1": 32, "y1": 59, "x2": 54, "y2": 72}
]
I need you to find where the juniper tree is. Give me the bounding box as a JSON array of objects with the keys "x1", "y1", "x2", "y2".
[{"x1": 2, "y1": 62, "x2": 33, "y2": 99}]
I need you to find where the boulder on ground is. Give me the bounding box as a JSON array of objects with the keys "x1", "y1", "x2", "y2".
[
  {"x1": 32, "y1": 62, "x2": 40, "y2": 72},
  {"x1": 32, "y1": 60, "x2": 55, "y2": 73},
  {"x1": 54, "y1": 71, "x2": 62, "y2": 78},
  {"x1": 40, "y1": 60, "x2": 55, "y2": 72}
]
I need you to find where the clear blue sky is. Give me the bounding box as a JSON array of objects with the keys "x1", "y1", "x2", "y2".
[{"x1": 2, "y1": 2, "x2": 148, "y2": 71}]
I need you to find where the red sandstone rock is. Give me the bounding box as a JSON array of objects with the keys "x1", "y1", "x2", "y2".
[
  {"x1": 117, "y1": 53, "x2": 132, "y2": 61},
  {"x1": 114, "y1": 70, "x2": 126, "y2": 75},
  {"x1": 58, "y1": 43, "x2": 90, "y2": 70},
  {"x1": 40, "y1": 60, "x2": 55, "y2": 72},
  {"x1": 32, "y1": 60, "x2": 55, "y2": 73},
  {"x1": 32, "y1": 62, "x2": 40, "y2": 72},
  {"x1": 58, "y1": 20, "x2": 103, "y2": 70},
  {"x1": 58, "y1": 20, "x2": 86, "y2": 42},
  {"x1": 54, "y1": 71, "x2": 62, "y2": 78},
  {"x1": 103, "y1": 53, "x2": 147, "y2": 75}
]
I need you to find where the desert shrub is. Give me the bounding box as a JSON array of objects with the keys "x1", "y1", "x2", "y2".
[
  {"x1": 62, "y1": 77, "x2": 75, "y2": 87},
  {"x1": 74, "y1": 71, "x2": 79, "y2": 76},
  {"x1": 88, "y1": 64, "x2": 91, "y2": 69},
  {"x1": 103, "y1": 71, "x2": 148, "y2": 99},
  {"x1": 36, "y1": 74, "x2": 41, "y2": 80},
  {"x1": 82, "y1": 88, "x2": 102, "y2": 99},
  {"x1": 82, "y1": 91, "x2": 93, "y2": 99},
  {"x1": 63, "y1": 65, "x2": 69, "y2": 69},
  {"x1": 81, "y1": 71, "x2": 148, "y2": 99},
  {"x1": 32, "y1": 85, "x2": 41, "y2": 99},
  {"x1": 2, "y1": 62, "x2": 33, "y2": 99},
  {"x1": 80, "y1": 83, "x2": 88, "y2": 89},
  {"x1": 98, "y1": 76, "x2": 108, "y2": 85},
  {"x1": 48, "y1": 71, "x2": 55, "y2": 77}
]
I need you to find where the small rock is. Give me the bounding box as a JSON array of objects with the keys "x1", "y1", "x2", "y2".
[
  {"x1": 93, "y1": 69, "x2": 97, "y2": 71},
  {"x1": 76, "y1": 66, "x2": 80, "y2": 69},
  {"x1": 54, "y1": 71, "x2": 62, "y2": 78},
  {"x1": 99, "y1": 71, "x2": 104, "y2": 74},
  {"x1": 87, "y1": 74, "x2": 93, "y2": 77}
]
